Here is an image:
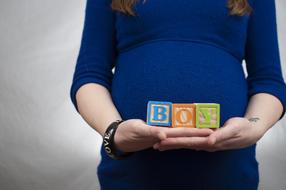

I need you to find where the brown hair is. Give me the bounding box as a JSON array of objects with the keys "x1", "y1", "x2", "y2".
[{"x1": 111, "y1": 0, "x2": 252, "y2": 16}]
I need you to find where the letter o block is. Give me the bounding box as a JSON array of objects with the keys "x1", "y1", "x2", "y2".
[{"x1": 172, "y1": 104, "x2": 196, "y2": 128}]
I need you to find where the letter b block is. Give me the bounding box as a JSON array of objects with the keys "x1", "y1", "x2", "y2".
[
  {"x1": 195, "y1": 103, "x2": 220, "y2": 128},
  {"x1": 172, "y1": 104, "x2": 196, "y2": 128},
  {"x1": 146, "y1": 101, "x2": 172, "y2": 127}
]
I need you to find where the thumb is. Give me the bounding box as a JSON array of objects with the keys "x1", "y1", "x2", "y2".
[
  {"x1": 157, "y1": 130, "x2": 167, "y2": 140},
  {"x1": 208, "y1": 124, "x2": 233, "y2": 145},
  {"x1": 208, "y1": 134, "x2": 216, "y2": 146},
  {"x1": 147, "y1": 125, "x2": 167, "y2": 140}
]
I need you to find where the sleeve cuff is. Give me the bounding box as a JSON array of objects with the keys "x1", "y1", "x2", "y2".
[
  {"x1": 69, "y1": 77, "x2": 112, "y2": 113},
  {"x1": 247, "y1": 83, "x2": 286, "y2": 121}
]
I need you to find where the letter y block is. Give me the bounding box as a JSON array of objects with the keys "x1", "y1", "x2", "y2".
[{"x1": 195, "y1": 103, "x2": 220, "y2": 128}]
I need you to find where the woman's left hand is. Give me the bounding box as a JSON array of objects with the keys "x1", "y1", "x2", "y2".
[{"x1": 153, "y1": 117, "x2": 266, "y2": 152}]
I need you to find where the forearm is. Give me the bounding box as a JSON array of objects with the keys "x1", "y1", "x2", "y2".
[
  {"x1": 244, "y1": 92, "x2": 284, "y2": 134},
  {"x1": 75, "y1": 83, "x2": 122, "y2": 137}
]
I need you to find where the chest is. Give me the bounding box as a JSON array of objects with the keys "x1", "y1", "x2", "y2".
[{"x1": 114, "y1": 0, "x2": 250, "y2": 38}]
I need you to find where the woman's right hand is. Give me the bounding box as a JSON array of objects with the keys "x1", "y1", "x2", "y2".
[
  {"x1": 113, "y1": 119, "x2": 167, "y2": 152},
  {"x1": 113, "y1": 119, "x2": 214, "y2": 153}
]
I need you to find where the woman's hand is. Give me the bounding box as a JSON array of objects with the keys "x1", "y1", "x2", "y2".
[
  {"x1": 113, "y1": 119, "x2": 213, "y2": 152},
  {"x1": 153, "y1": 117, "x2": 266, "y2": 152},
  {"x1": 113, "y1": 119, "x2": 165, "y2": 152},
  {"x1": 205, "y1": 117, "x2": 265, "y2": 152}
]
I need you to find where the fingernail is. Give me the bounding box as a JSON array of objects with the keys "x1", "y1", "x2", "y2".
[
  {"x1": 208, "y1": 137, "x2": 216, "y2": 145},
  {"x1": 159, "y1": 132, "x2": 166, "y2": 140},
  {"x1": 153, "y1": 143, "x2": 159, "y2": 149}
]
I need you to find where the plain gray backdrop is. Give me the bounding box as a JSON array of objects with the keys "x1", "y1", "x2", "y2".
[{"x1": 0, "y1": 0, "x2": 285, "y2": 190}]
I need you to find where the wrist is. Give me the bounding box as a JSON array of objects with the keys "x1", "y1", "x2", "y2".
[
  {"x1": 113, "y1": 122, "x2": 126, "y2": 153},
  {"x1": 102, "y1": 119, "x2": 133, "y2": 160},
  {"x1": 244, "y1": 116, "x2": 267, "y2": 139}
]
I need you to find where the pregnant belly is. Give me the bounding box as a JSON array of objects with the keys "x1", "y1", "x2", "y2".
[{"x1": 111, "y1": 40, "x2": 248, "y2": 126}]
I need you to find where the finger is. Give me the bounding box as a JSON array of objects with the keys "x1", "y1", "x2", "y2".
[
  {"x1": 208, "y1": 124, "x2": 238, "y2": 146},
  {"x1": 213, "y1": 136, "x2": 247, "y2": 150},
  {"x1": 147, "y1": 125, "x2": 167, "y2": 140},
  {"x1": 157, "y1": 131, "x2": 167, "y2": 140},
  {"x1": 159, "y1": 127, "x2": 214, "y2": 138},
  {"x1": 155, "y1": 137, "x2": 209, "y2": 151}
]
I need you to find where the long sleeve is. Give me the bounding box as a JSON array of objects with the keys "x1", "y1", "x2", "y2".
[
  {"x1": 244, "y1": 0, "x2": 286, "y2": 121},
  {"x1": 69, "y1": 0, "x2": 117, "y2": 112}
]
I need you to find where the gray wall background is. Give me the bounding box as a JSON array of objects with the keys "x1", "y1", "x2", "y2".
[{"x1": 0, "y1": 0, "x2": 285, "y2": 190}]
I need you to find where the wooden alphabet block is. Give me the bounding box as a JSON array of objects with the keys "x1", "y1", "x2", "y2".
[
  {"x1": 172, "y1": 104, "x2": 196, "y2": 128},
  {"x1": 195, "y1": 103, "x2": 220, "y2": 128},
  {"x1": 146, "y1": 101, "x2": 172, "y2": 127}
]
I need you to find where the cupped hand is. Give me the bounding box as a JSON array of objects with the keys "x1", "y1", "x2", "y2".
[
  {"x1": 153, "y1": 117, "x2": 265, "y2": 152},
  {"x1": 113, "y1": 119, "x2": 213, "y2": 152}
]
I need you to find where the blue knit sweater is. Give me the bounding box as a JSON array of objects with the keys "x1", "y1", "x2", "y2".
[{"x1": 70, "y1": 0, "x2": 286, "y2": 189}]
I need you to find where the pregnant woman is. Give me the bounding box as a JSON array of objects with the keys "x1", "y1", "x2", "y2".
[{"x1": 70, "y1": 0, "x2": 286, "y2": 189}]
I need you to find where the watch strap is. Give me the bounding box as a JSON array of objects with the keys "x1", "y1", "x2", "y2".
[{"x1": 103, "y1": 119, "x2": 133, "y2": 160}]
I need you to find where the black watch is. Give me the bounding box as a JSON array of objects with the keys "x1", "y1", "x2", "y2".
[{"x1": 103, "y1": 119, "x2": 133, "y2": 160}]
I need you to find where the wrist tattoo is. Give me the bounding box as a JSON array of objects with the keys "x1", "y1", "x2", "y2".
[{"x1": 247, "y1": 117, "x2": 260, "y2": 123}]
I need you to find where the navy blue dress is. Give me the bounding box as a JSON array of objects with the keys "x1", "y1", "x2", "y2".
[{"x1": 70, "y1": 0, "x2": 286, "y2": 189}]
